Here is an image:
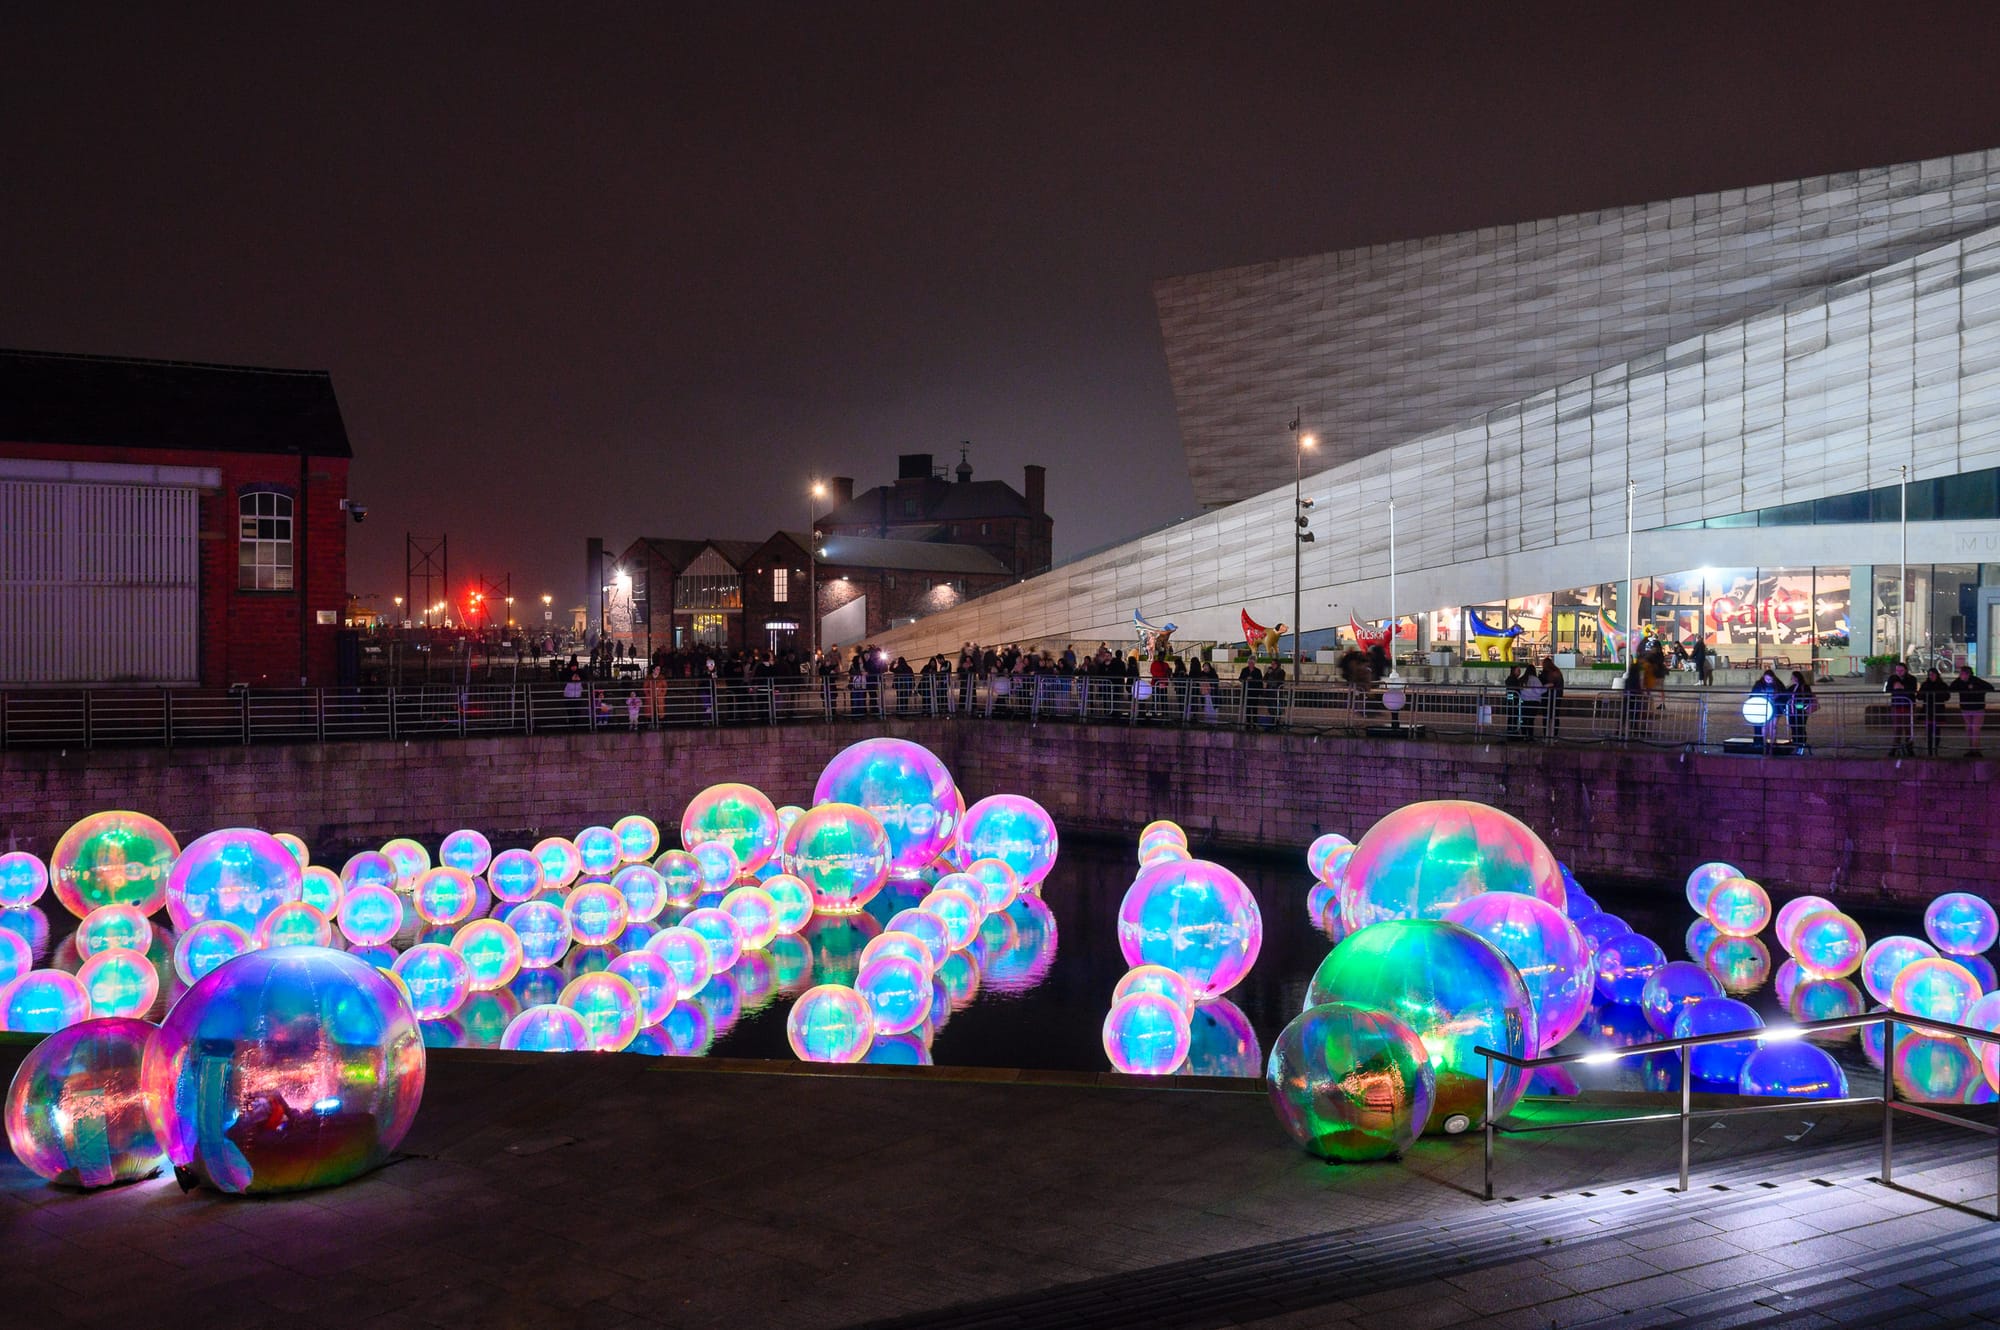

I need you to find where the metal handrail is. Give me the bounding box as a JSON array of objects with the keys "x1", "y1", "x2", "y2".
[{"x1": 1476, "y1": 1011, "x2": 2000, "y2": 1217}]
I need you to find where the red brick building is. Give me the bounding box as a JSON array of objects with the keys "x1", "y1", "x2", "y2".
[
  {"x1": 816, "y1": 451, "x2": 1051, "y2": 578},
  {"x1": 0, "y1": 349, "x2": 353, "y2": 688}
]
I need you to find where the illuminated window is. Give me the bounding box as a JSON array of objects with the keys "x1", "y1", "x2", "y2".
[
  {"x1": 772, "y1": 567, "x2": 789, "y2": 602},
  {"x1": 238, "y1": 490, "x2": 293, "y2": 591}
]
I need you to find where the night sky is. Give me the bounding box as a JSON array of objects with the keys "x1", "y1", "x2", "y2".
[{"x1": 8, "y1": 3, "x2": 2000, "y2": 613}]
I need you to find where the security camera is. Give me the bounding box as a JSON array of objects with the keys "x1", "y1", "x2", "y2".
[{"x1": 341, "y1": 500, "x2": 368, "y2": 523}]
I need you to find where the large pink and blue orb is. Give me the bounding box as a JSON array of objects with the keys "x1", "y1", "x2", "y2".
[
  {"x1": 505, "y1": 900, "x2": 573, "y2": 969},
  {"x1": 612, "y1": 864, "x2": 669, "y2": 923},
  {"x1": 76, "y1": 949, "x2": 159, "y2": 1019},
  {"x1": 438, "y1": 828, "x2": 493, "y2": 876},
  {"x1": 1340, "y1": 800, "x2": 1563, "y2": 933},
  {"x1": 379, "y1": 838, "x2": 431, "y2": 890},
  {"x1": 1305, "y1": 833, "x2": 1353, "y2": 883},
  {"x1": 501, "y1": 1004, "x2": 591, "y2": 1052},
  {"x1": 49, "y1": 811, "x2": 180, "y2": 918},
  {"x1": 560, "y1": 972, "x2": 643, "y2": 1052},
  {"x1": 141, "y1": 947, "x2": 425, "y2": 1193},
  {"x1": 1638, "y1": 961, "x2": 1721, "y2": 1035},
  {"x1": 920, "y1": 885, "x2": 982, "y2": 954},
  {"x1": 166, "y1": 828, "x2": 304, "y2": 934},
  {"x1": 607, "y1": 951, "x2": 678, "y2": 1027},
  {"x1": 644, "y1": 926, "x2": 716, "y2": 999},
  {"x1": 813, "y1": 739, "x2": 958, "y2": 877},
  {"x1": 1, "y1": 970, "x2": 92, "y2": 1032},
  {"x1": 1863, "y1": 936, "x2": 1938, "y2": 1005},
  {"x1": 1792, "y1": 910, "x2": 1866, "y2": 979},
  {"x1": 340, "y1": 850, "x2": 398, "y2": 895},
  {"x1": 1117, "y1": 859, "x2": 1262, "y2": 1001},
  {"x1": 1103, "y1": 992, "x2": 1190, "y2": 1075},
  {"x1": 1685, "y1": 861, "x2": 1742, "y2": 913},
  {"x1": 1775, "y1": 894, "x2": 1836, "y2": 953},
  {"x1": 781, "y1": 803, "x2": 892, "y2": 913},
  {"x1": 74, "y1": 903, "x2": 153, "y2": 960},
  {"x1": 1444, "y1": 893, "x2": 1592, "y2": 1052},
  {"x1": 453, "y1": 918, "x2": 524, "y2": 991},
  {"x1": 532, "y1": 837, "x2": 583, "y2": 891},
  {"x1": 1892, "y1": 958, "x2": 1982, "y2": 1024},
  {"x1": 652, "y1": 850, "x2": 706, "y2": 907},
  {"x1": 761, "y1": 874, "x2": 815, "y2": 935},
  {"x1": 1704, "y1": 878, "x2": 1772, "y2": 938},
  {"x1": 487, "y1": 848, "x2": 543, "y2": 904},
  {"x1": 565, "y1": 881, "x2": 629, "y2": 948},
  {"x1": 410, "y1": 867, "x2": 480, "y2": 927},
  {"x1": 300, "y1": 866, "x2": 344, "y2": 917},
  {"x1": 392, "y1": 943, "x2": 472, "y2": 1021},
  {"x1": 337, "y1": 884, "x2": 405, "y2": 947},
  {"x1": 957, "y1": 859, "x2": 1021, "y2": 915},
  {"x1": 0, "y1": 851, "x2": 48, "y2": 907},
  {"x1": 1593, "y1": 932, "x2": 1666, "y2": 1005},
  {"x1": 573, "y1": 826, "x2": 622, "y2": 879},
  {"x1": 174, "y1": 919, "x2": 252, "y2": 985},
  {"x1": 860, "y1": 930, "x2": 939, "y2": 977},
  {"x1": 683, "y1": 783, "x2": 782, "y2": 878},
  {"x1": 612, "y1": 814, "x2": 661, "y2": 864},
  {"x1": 1185, "y1": 999, "x2": 1263, "y2": 1077},
  {"x1": 1139, "y1": 820, "x2": 1189, "y2": 861},
  {"x1": 689, "y1": 841, "x2": 742, "y2": 894},
  {"x1": 681, "y1": 907, "x2": 745, "y2": 976},
  {"x1": 957, "y1": 794, "x2": 1060, "y2": 892},
  {"x1": 856, "y1": 953, "x2": 932, "y2": 1035},
  {"x1": 1926, "y1": 893, "x2": 2000, "y2": 957},
  {"x1": 1738, "y1": 1042, "x2": 1848, "y2": 1099},
  {"x1": 720, "y1": 885, "x2": 781, "y2": 951},
  {"x1": 5, "y1": 1017, "x2": 164, "y2": 1187},
  {"x1": 1266, "y1": 1002, "x2": 1434, "y2": 1160},
  {"x1": 1113, "y1": 963, "x2": 1195, "y2": 1013},
  {"x1": 787, "y1": 984, "x2": 875, "y2": 1062}
]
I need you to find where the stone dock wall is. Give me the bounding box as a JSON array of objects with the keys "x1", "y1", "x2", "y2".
[{"x1": 4, "y1": 722, "x2": 1996, "y2": 908}]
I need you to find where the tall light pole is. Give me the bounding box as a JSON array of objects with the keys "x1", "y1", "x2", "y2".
[
  {"x1": 1623, "y1": 480, "x2": 1636, "y2": 665},
  {"x1": 809, "y1": 478, "x2": 827, "y2": 663},
  {"x1": 1290, "y1": 416, "x2": 1316, "y2": 674},
  {"x1": 1899, "y1": 463, "x2": 1910, "y2": 659}
]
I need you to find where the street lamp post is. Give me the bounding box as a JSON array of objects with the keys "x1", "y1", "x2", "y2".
[
  {"x1": 1623, "y1": 480, "x2": 1636, "y2": 666},
  {"x1": 1290, "y1": 417, "x2": 1317, "y2": 674},
  {"x1": 809, "y1": 478, "x2": 827, "y2": 664},
  {"x1": 1898, "y1": 463, "x2": 1910, "y2": 659}
]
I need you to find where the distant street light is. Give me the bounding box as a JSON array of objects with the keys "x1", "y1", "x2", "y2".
[
  {"x1": 809, "y1": 478, "x2": 827, "y2": 661},
  {"x1": 1290, "y1": 417, "x2": 1317, "y2": 674}
]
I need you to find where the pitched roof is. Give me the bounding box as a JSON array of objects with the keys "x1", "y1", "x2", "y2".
[
  {"x1": 817, "y1": 534, "x2": 1011, "y2": 575},
  {"x1": 0, "y1": 348, "x2": 353, "y2": 458}
]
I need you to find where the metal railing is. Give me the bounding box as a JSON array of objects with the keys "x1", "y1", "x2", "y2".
[
  {"x1": 0, "y1": 676, "x2": 1974, "y2": 757},
  {"x1": 1477, "y1": 1011, "x2": 2000, "y2": 1217}
]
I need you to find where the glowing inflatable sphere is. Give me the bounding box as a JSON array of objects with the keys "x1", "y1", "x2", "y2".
[
  {"x1": 1894, "y1": 1033, "x2": 1980, "y2": 1103},
  {"x1": 1574, "y1": 912, "x2": 1630, "y2": 955},
  {"x1": 408, "y1": 867, "x2": 477, "y2": 928},
  {"x1": 367, "y1": 841, "x2": 421, "y2": 891},
  {"x1": 1863, "y1": 936, "x2": 1938, "y2": 1005},
  {"x1": 1638, "y1": 961, "x2": 1722, "y2": 1035},
  {"x1": 436, "y1": 828, "x2": 492, "y2": 876},
  {"x1": 856, "y1": 953, "x2": 932, "y2": 1035},
  {"x1": 532, "y1": 837, "x2": 582, "y2": 891},
  {"x1": 781, "y1": 802, "x2": 892, "y2": 913},
  {"x1": 1703, "y1": 935, "x2": 1773, "y2": 996},
  {"x1": 4, "y1": 1017, "x2": 164, "y2": 1187},
  {"x1": 1704, "y1": 878, "x2": 1772, "y2": 937},
  {"x1": 813, "y1": 739, "x2": 958, "y2": 877},
  {"x1": 1593, "y1": 932, "x2": 1667, "y2": 1005},
  {"x1": 859, "y1": 930, "x2": 938, "y2": 977},
  {"x1": 568, "y1": 826, "x2": 618, "y2": 880},
  {"x1": 299, "y1": 866, "x2": 344, "y2": 918},
  {"x1": 338, "y1": 852, "x2": 396, "y2": 897},
  {"x1": 565, "y1": 882, "x2": 628, "y2": 948},
  {"x1": 1138, "y1": 842, "x2": 1190, "y2": 870},
  {"x1": 1103, "y1": 992, "x2": 1191, "y2": 1075},
  {"x1": 166, "y1": 829, "x2": 306, "y2": 934},
  {"x1": 1340, "y1": 800, "x2": 1563, "y2": 933},
  {"x1": 1738, "y1": 1042, "x2": 1848, "y2": 1099},
  {"x1": 1114, "y1": 963, "x2": 1197, "y2": 1013},
  {"x1": 611, "y1": 864, "x2": 668, "y2": 923},
  {"x1": 1775, "y1": 894, "x2": 1836, "y2": 953},
  {"x1": 720, "y1": 885, "x2": 780, "y2": 951},
  {"x1": 502, "y1": 1004, "x2": 590, "y2": 1052},
  {"x1": 141, "y1": 948, "x2": 425, "y2": 1194},
  {"x1": 1964, "y1": 954, "x2": 1999, "y2": 994},
  {"x1": 1305, "y1": 919, "x2": 1534, "y2": 1132},
  {"x1": 958, "y1": 859, "x2": 1022, "y2": 915},
  {"x1": 644, "y1": 926, "x2": 716, "y2": 999},
  {"x1": 787, "y1": 984, "x2": 875, "y2": 1063},
  {"x1": 1266, "y1": 1002, "x2": 1434, "y2": 1160},
  {"x1": 1966, "y1": 992, "x2": 2000, "y2": 1091},
  {"x1": 74, "y1": 904, "x2": 153, "y2": 960},
  {"x1": 254, "y1": 902, "x2": 333, "y2": 950},
  {"x1": 262, "y1": 832, "x2": 305, "y2": 870},
  {"x1": 559, "y1": 972, "x2": 642, "y2": 1052},
  {"x1": 1117, "y1": 859, "x2": 1262, "y2": 1001},
  {"x1": 681, "y1": 907, "x2": 745, "y2": 976},
  {"x1": 1685, "y1": 861, "x2": 1743, "y2": 913},
  {"x1": 690, "y1": 840, "x2": 742, "y2": 894},
  {"x1": 392, "y1": 944, "x2": 472, "y2": 1022},
  {"x1": 957, "y1": 794, "x2": 1059, "y2": 891},
  {"x1": 1305, "y1": 832, "x2": 1352, "y2": 883},
  {"x1": 610, "y1": 814, "x2": 659, "y2": 864},
  {"x1": 1675, "y1": 997, "x2": 1765, "y2": 1086},
  {"x1": 1558, "y1": 863, "x2": 1596, "y2": 920},
  {"x1": 1444, "y1": 893, "x2": 1592, "y2": 1053},
  {"x1": 1926, "y1": 893, "x2": 2000, "y2": 957},
  {"x1": 0, "y1": 970, "x2": 91, "y2": 1032},
  {"x1": 0, "y1": 851, "x2": 49, "y2": 907},
  {"x1": 505, "y1": 900, "x2": 573, "y2": 969},
  {"x1": 334, "y1": 884, "x2": 401, "y2": 948},
  {"x1": 652, "y1": 850, "x2": 704, "y2": 907},
  {"x1": 682, "y1": 783, "x2": 783, "y2": 877},
  {"x1": 1140, "y1": 820, "x2": 1190, "y2": 860},
  {"x1": 452, "y1": 918, "x2": 523, "y2": 991},
  {"x1": 482, "y1": 848, "x2": 539, "y2": 904},
  {"x1": 885, "y1": 909, "x2": 952, "y2": 970},
  {"x1": 921, "y1": 886, "x2": 982, "y2": 954},
  {"x1": 1792, "y1": 910, "x2": 1866, "y2": 979},
  {"x1": 607, "y1": 951, "x2": 677, "y2": 1027},
  {"x1": 76, "y1": 949, "x2": 159, "y2": 1019},
  {"x1": 173, "y1": 920, "x2": 251, "y2": 986},
  {"x1": 1892, "y1": 957, "x2": 1981, "y2": 1024},
  {"x1": 49, "y1": 811, "x2": 180, "y2": 917},
  {"x1": 762, "y1": 874, "x2": 815, "y2": 936}
]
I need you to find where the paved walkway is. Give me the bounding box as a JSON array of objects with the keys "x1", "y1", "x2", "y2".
[{"x1": 3, "y1": 1048, "x2": 1997, "y2": 1328}]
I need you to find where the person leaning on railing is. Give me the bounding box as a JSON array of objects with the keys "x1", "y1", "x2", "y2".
[
  {"x1": 1883, "y1": 661, "x2": 1919, "y2": 756},
  {"x1": 1952, "y1": 665, "x2": 1992, "y2": 756}
]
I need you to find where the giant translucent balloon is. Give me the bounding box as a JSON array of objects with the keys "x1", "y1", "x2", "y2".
[
  {"x1": 1738, "y1": 1042, "x2": 1847, "y2": 1099},
  {"x1": 0, "y1": 969, "x2": 91, "y2": 1033},
  {"x1": 787, "y1": 984, "x2": 874, "y2": 1063},
  {"x1": 1892, "y1": 957, "x2": 1981, "y2": 1024},
  {"x1": 174, "y1": 920, "x2": 252, "y2": 986},
  {"x1": 1340, "y1": 800, "x2": 1563, "y2": 933},
  {"x1": 1305, "y1": 919, "x2": 1534, "y2": 1132},
  {"x1": 1102, "y1": 993, "x2": 1190, "y2": 1075},
  {"x1": 1266, "y1": 1002, "x2": 1435, "y2": 1160},
  {"x1": 1926, "y1": 893, "x2": 2000, "y2": 957},
  {"x1": 1863, "y1": 935, "x2": 1937, "y2": 1005},
  {"x1": 1305, "y1": 833, "x2": 1353, "y2": 884},
  {"x1": 573, "y1": 826, "x2": 622, "y2": 879},
  {"x1": 142, "y1": 948, "x2": 426, "y2": 1194},
  {"x1": 1593, "y1": 932, "x2": 1666, "y2": 1005},
  {"x1": 77, "y1": 950, "x2": 159, "y2": 1019},
  {"x1": 781, "y1": 802, "x2": 892, "y2": 913},
  {"x1": 560, "y1": 972, "x2": 642, "y2": 1052},
  {"x1": 1685, "y1": 861, "x2": 1742, "y2": 913},
  {"x1": 856, "y1": 953, "x2": 932, "y2": 1035},
  {"x1": 1638, "y1": 960, "x2": 1721, "y2": 1035},
  {"x1": 165, "y1": 828, "x2": 304, "y2": 934},
  {"x1": 411, "y1": 867, "x2": 479, "y2": 928},
  {"x1": 957, "y1": 794, "x2": 1060, "y2": 892},
  {"x1": 5, "y1": 1017, "x2": 165, "y2": 1187},
  {"x1": 1443, "y1": 893, "x2": 1591, "y2": 1053},
  {"x1": 453, "y1": 918, "x2": 524, "y2": 992},
  {"x1": 438, "y1": 829, "x2": 493, "y2": 876},
  {"x1": 1117, "y1": 859, "x2": 1262, "y2": 1001},
  {"x1": 1774, "y1": 894, "x2": 1835, "y2": 953},
  {"x1": 1792, "y1": 910, "x2": 1865, "y2": 979},
  {"x1": 683, "y1": 783, "x2": 783, "y2": 878},
  {"x1": 813, "y1": 739, "x2": 958, "y2": 877},
  {"x1": 74, "y1": 903, "x2": 152, "y2": 960},
  {"x1": 49, "y1": 811, "x2": 180, "y2": 918},
  {"x1": 502, "y1": 1004, "x2": 590, "y2": 1052},
  {"x1": 0, "y1": 851, "x2": 49, "y2": 908},
  {"x1": 1704, "y1": 877, "x2": 1771, "y2": 937},
  {"x1": 1675, "y1": 997, "x2": 1764, "y2": 1086},
  {"x1": 487, "y1": 848, "x2": 543, "y2": 904}
]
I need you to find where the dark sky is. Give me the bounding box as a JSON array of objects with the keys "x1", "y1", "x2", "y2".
[{"x1": 8, "y1": 4, "x2": 2000, "y2": 613}]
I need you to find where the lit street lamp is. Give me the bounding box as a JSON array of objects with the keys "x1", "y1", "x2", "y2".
[
  {"x1": 809, "y1": 478, "x2": 827, "y2": 663},
  {"x1": 1290, "y1": 417, "x2": 1317, "y2": 675}
]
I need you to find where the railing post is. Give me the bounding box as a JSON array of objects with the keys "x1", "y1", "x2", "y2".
[
  {"x1": 1883, "y1": 1016, "x2": 1897, "y2": 1185},
  {"x1": 525, "y1": 686, "x2": 535, "y2": 735},
  {"x1": 83, "y1": 690, "x2": 93, "y2": 750},
  {"x1": 388, "y1": 687, "x2": 398, "y2": 740},
  {"x1": 707, "y1": 680, "x2": 718, "y2": 727},
  {"x1": 588, "y1": 685, "x2": 599, "y2": 732},
  {"x1": 458, "y1": 686, "x2": 468, "y2": 739},
  {"x1": 1482, "y1": 1053, "x2": 1495, "y2": 1201},
  {"x1": 316, "y1": 688, "x2": 326, "y2": 744},
  {"x1": 241, "y1": 688, "x2": 251, "y2": 745},
  {"x1": 163, "y1": 689, "x2": 173, "y2": 749},
  {"x1": 1678, "y1": 1050, "x2": 1692, "y2": 1193}
]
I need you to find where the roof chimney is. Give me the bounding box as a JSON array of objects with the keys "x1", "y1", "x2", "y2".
[
  {"x1": 830, "y1": 476, "x2": 855, "y2": 505},
  {"x1": 956, "y1": 443, "x2": 973, "y2": 484},
  {"x1": 1024, "y1": 464, "x2": 1046, "y2": 514},
  {"x1": 897, "y1": 453, "x2": 933, "y2": 482}
]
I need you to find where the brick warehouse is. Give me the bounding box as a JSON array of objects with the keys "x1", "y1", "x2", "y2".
[{"x1": 0, "y1": 349, "x2": 353, "y2": 688}]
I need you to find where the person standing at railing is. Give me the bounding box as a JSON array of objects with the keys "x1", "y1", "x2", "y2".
[
  {"x1": 1916, "y1": 667, "x2": 1951, "y2": 757},
  {"x1": 1692, "y1": 636, "x2": 1712, "y2": 686},
  {"x1": 1262, "y1": 660, "x2": 1286, "y2": 730},
  {"x1": 1237, "y1": 658, "x2": 1263, "y2": 730},
  {"x1": 645, "y1": 664, "x2": 666, "y2": 726},
  {"x1": 1952, "y1": 665, "x2": 1991, "y2": 756},
  {"x1": 1749, "y1": 668, "x2": 1783, "y2": 752},
  {"x1": 1785, "y1": 669, "x2": 1815, "y2": 754},
  {"x1": 1502, "y1": 663, "x2": 1529, "y2": 739},
  {"x1": 1538, "y1": 657, "x2": 1565, "y2": 739},
  {"x1": 1620, "y1": 658, "x2": 1647, "y2": 739}
]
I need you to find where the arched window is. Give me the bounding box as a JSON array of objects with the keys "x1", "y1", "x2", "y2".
[{"x1": 238, "y1": 489, "x2": 293, "y2": 590}]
